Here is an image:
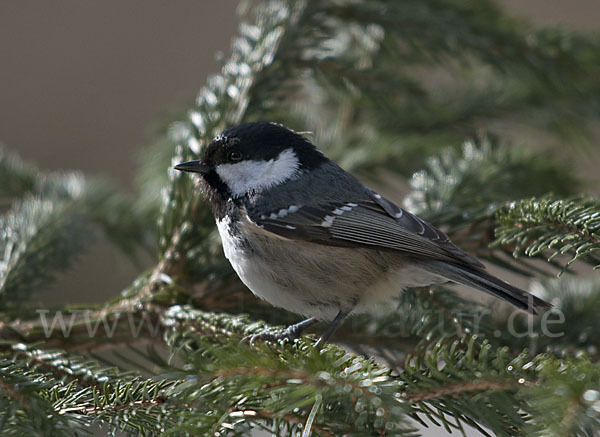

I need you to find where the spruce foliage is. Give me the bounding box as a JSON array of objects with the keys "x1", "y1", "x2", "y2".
[{"x1": 1, "y1": 0, "x2": 600, "y2": 435}]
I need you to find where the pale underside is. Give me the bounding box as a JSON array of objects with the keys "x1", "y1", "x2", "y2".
[{"x1": 217, "y1": 214, "x2": 446, "y2": 320}]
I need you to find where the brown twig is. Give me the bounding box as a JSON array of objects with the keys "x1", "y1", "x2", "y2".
[
  {"x1": 0, "y1": 375, "x2": 28, "y2": 408},
  {"x1": 405, "y1": 379, "x2": 514, "y2": 403}
]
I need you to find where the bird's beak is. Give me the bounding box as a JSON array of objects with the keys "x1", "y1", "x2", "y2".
[{"x1": 173, "y1": 160, "x2": 210, "y2": 174}]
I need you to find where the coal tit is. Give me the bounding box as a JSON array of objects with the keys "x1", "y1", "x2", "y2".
[{"x1": 174, "y1": 122, "x2": 550, "y2": 347}]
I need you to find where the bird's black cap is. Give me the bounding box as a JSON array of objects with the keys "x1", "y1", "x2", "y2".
[{"x1": 174, "y1": 121, "x2": 327, "y2": 173}]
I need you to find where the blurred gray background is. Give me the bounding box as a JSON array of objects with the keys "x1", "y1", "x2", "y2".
[
  {"x1": 1, "y1": 1, "x2": 598, "y2": 189},
  {"x1": 0, "y1": 2, "x2": 598, "y2": 435}
]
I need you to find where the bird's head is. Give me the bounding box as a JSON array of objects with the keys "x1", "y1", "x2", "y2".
[{"x1": 174, "y1": 122, "x2": 326, "y2": 199}]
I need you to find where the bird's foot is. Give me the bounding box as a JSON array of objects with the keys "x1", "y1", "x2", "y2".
[{"x1": 243, "y1": 317, "x2": 318, "y2": 346}]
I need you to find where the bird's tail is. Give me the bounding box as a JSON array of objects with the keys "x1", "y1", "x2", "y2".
[{"x1": 424, "y1": 261, "x2": 551, "y2": 315}]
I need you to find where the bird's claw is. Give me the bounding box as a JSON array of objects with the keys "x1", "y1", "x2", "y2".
[
  {"x1": 241, "y1": 318, "x2": 319, "y2": 346},
  {"x1": 242, "y1": 325, "x2": 304, "y2": 346}
]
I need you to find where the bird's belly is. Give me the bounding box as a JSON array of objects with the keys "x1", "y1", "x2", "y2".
[
  {"x1": 219, "y1": 218, "x2": 353, "y2": 319},
  {"x1": 217, "y1": 216, "x2": 444, "y2": 320}
]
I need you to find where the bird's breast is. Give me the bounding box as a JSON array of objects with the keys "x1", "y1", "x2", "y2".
[{"x1": 215, "y1": 212, "x2": 445, "y2": 319}]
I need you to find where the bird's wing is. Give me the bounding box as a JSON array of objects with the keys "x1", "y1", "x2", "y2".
[{"x1": 245, "y1": 189, "x2": 484, "y2": 270}]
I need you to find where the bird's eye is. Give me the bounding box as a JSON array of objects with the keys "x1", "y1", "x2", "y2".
[{"x1": 227, "y1": 150, "x2": 243, "y2": 162}]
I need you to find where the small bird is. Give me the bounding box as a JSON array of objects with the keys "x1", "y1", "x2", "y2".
[{"x1": 174, "y1": 122, "x2": 550, "y2": 347}]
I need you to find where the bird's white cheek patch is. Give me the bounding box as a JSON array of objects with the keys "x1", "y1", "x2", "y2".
[{"x1": 216, "y1": 149, "x2": 300, "y2": 197}]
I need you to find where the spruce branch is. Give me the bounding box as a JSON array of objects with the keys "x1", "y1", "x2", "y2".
[
  {"x1": 493, "y1": 197, "x2": 600, "y2": 273},
  {"x1": 0, "y1": 195, "x2": 149, "y2": 313},
  {"x1": 521, "y1": 355, "x2": 600, "y2": 436},
  {"x1": 401, "y1": 139, "x2": 581, "y2": 281},
  {"x1": 161, "y1": 306, "x2": 588, "y2": 436},
  {"x1": 162, "y1": 303, "x2": 600, "y2": 436},
  {"x1": 1, "y1": 145, "x2": 151, "y2": 256},
  {"x1": 163, "y1": 305, "x2": 414, "y2": 435},
  {"x1": 0, "y1": 147, "x2": 152, "y2": 313},
  {"x1": 0, "y1": 145, "x2": 37, "y2": 203},
  {"x1": 0, "y1": 344, "x2": 184, "y2": 436},
  {"x1": 331, "y1": 286, "x2": 495, "y2": 366},
  {"x1": 0, "y1": 305, "x2": 164, "y2": 353},
  {"x1": 0, "y1": 358, "x2": 78, "y2": 436},
  {"x1": 0, "y1": 198, "x2": 92, "y2": 311},
  {"x1": 0, "y1": 153, "x2": 150, "y2": 316},
  {"x1": 405, "y1": 139, "x2": 579, "y2": 231}
]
